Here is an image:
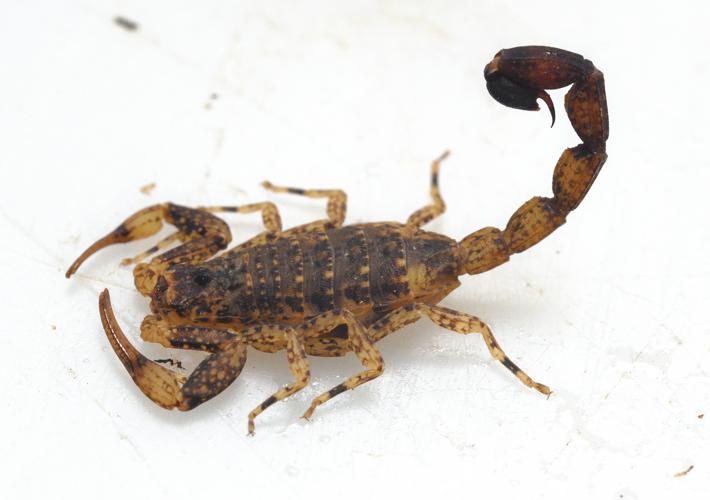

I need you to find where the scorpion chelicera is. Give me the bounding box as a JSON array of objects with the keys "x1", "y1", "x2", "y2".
[{"x1": 67, "y1": 46, "x2": 608, "y2": 434}]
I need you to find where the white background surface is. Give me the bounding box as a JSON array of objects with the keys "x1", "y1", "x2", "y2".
[{"x1": 1, "y1": 1, "x2": 709, "y2": 498}]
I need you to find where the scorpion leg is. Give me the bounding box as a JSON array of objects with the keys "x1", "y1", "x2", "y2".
[
  {"x1": 406, "y1": 150, "x2": 450, "y2": 229},
  {"x1": 99, "y1": 290, "x2": 248, "y2": 410},
  {"x1": 202, "y1": 202, "x2": 283, "y2": 233},
  {"x1": 120, "y1": 232, "x2": 182, "y2": 267},
  {"x1": 301, "y1": 309, "x2": 384, "y2": 421},
  {"x1": 247, "y1": 327, "x2": 310, "y2": 435},
  {"x1": 368, "y1": 303, "x2": 550, "y2": 395},
  {"x1": 262, "y1": 180, "x2": 347, "y2": 229},
  {"x1": 140, "y1": 315, "x2": 238, "y2": 352},
  {"x1": 460, "y1": 46, "x2": 608, "y2": 276},
  {"x1": 421, "y1": 305, "x2": 550, "y2": 395},
  {"x1": 140, "y1": 312, "x2": 312, "y2": 433},
  {"x1": 66, "y1": 203, "x2": 231, "y2": 295}
]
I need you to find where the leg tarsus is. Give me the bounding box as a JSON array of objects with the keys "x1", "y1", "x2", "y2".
[
  {"x1": 247, "y1": 328, "x2": 310, "y2": 435},
  {"x1": 299, "y1": 310, "x2": 385, "y2": 421},
  {"x1": 366, "y1": 303, "x2": 550, "y2": 396},
  {"x1": 406, "y1": 150, "x2": 450, "y2": 229},
  {"x1": 423, "y1": 304, "x2": 550, "y2": 395}
]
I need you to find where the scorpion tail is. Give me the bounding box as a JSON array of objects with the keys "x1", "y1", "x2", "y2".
[{"x1": 458, "y1": 46, "x2": 608, "y2": 276}]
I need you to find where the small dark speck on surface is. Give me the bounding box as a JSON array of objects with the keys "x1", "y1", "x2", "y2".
[
  {"x1": 114, "y1": 16, "x2": 139, "y2": 32},
  {"x1": 699, "y1": 413, "x2": 705, "y2": 419},
  {"x1": 673, "y1": 465, "x2": 694, "y2": 477},
  {"x1": 51, "y1": 324, "x2": 57, "y2": 331},
  {"x1": 204, "y1": 93, "x2": 219, "y2": 110}
]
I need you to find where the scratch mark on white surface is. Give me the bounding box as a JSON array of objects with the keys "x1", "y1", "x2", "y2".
[
  {"x1": 71, "y1": 273, "x2": 137, "y2": 292},
  {"x1": 215, "y1": 410, "x2": 275, "y2": 468},
  {"x1": 216, "y1": 410, "x2": 246, "y2": 439},
  {"x1": 612, "y1": 283, "x2": 661, "y2": 308},
  {"x1": 210, "y1": 77, "x2": 370, "y2": 176},
  {"x1": 92, "y1": 398, "x2": 146, "y2": 462},
  {"x1": 62, "y1": 234, "x2": 80, "y2": 245},
  {"x1": 376, "y1": 6, "x2": 452, "y2": 40},
  {"x1": 3, "y1": 248, "x2": 62, "y2": 272},
  {"x1": 0, "y1": 211, "x2": 63, "y2": 264},
  {"x1": 204, "y1": 128, "x2": 225, "y2": 179},
  {"x1": 74, "y1": 2, "x2": 207, "y2": 74},
  {"x1": 603, "y1": 341, "x2": 651, "y2": 400},
  {"x1": 119, "y1": 432, "x2": 146, "y2": 462},
  {"x1": 209, "y1": 25, "x2": 243, "y2": 93},
  {"x1": 545, "y1": 390, "x2": 647, "y2": 474},
  {"x1": 228, "y1": 184, "x2": 248, "y2": 198},
  {"x1": 434, "y1": 422, "x2": 476, "y2": 455}
]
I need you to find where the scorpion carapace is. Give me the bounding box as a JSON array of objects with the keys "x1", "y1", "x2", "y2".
[{"x1": 67, "y1": 46, "x2": 608, "y2": 433}]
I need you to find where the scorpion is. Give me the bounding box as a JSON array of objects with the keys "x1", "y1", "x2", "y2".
[{"x1": 66, "y1": 46, "x2": 608, "y2": 434}]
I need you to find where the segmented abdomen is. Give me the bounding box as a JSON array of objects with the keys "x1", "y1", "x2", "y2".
[{"x1": 217, "y1": 222, "x2": 458, "y2": 324}]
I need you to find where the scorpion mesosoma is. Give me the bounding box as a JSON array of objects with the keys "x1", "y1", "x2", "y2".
[{"x1": 66, "y1": 46, "x2": 608, "y2": 434}]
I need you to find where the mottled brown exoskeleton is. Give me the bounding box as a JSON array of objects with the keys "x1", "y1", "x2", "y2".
[{"x1": 67, "y1": 46, "x2": 608, "y2": 434}]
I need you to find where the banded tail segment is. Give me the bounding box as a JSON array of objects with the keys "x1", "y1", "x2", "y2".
[{"x1": 459, "y1": 46, "x2": 608, "y2": 276}]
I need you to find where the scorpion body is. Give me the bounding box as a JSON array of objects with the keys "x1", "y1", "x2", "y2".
[
  {"x1": 67, "y1": 46, "x2": 608, "y2": 433},
  {"x1": 148, "y1": 222, "x2": 460, "y2": 333}
]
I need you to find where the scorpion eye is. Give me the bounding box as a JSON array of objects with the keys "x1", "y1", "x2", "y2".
[{"x1": 193, "y1": 271, "x2": 212, "y2": 287}]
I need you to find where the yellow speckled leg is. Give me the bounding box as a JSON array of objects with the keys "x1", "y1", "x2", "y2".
[
  {"x1": 203, "y1": 202, "x2": 283, "y2": 233},
  {"x1": 141, "y1": 313, "x2": 314, "y2": 432},
  {"x1": 406, "y1": 150, "x2": 449, "y2": 229},
  {"x1": 368, "y1": 304, "x2": 550, "y2": 395},
  {"x1": 262, "y1": 180, "x2": 347, "y2": 228},
  {"x1": 140, "y1": 315, "x2": 238, "y2": 352},
  {"x1": 247, "y1": 327, "x2": 310, "y2": 435},
  {"x1": 120, "y1": 232, "x2": 183, "y2": 267},
  {"x1": 423, "y1": 305, "x2": 550, "y2": 395},
  {"x1": 301, "y1": 309, "x2": 384, "y2": 421}
]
